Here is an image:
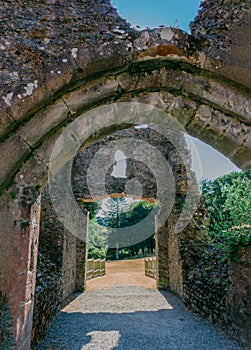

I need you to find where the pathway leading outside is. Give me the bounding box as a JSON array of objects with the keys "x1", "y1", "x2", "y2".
[{"x1": 38, "y1": 259, "x2": 242, "y2": 350}]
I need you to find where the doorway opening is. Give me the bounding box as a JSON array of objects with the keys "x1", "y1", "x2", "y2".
[{"x1": 82, "y1": 194, "x2": 158, "y2": 291}]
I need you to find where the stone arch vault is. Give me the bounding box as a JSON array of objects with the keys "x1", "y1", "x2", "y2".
[{"x1": 0, "y1": 1, "x2": 250, "y2": 349}]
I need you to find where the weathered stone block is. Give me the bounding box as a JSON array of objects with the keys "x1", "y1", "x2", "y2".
[
  {"x1": 0, "y1": 112, "x2": 14, "y2": 138},
  {"x1": 19, "y1": 100, "x2": 70, "y2": 147},
  {"x1": 63, "y1": 77, "x2": 119, "y2": 114},
  {"x1": 0, "y1": 136, "x2": 30, "y2": 187}
]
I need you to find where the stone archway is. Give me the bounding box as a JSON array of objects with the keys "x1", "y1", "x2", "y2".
[
  {"x1": 0, "y1": 60, "x2": 250, "y2": 195},
  {"x1": 71, "y1": 124, "x2": 195, "y2": 292},
  {"x1": 0, "y1": 70, "x2": 249, "y2": 348},
  {"x1": 0, "y1": 1, "x2": 250, "y2": 349}
]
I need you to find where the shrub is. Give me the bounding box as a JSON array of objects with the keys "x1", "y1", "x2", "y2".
[{"x1": 226, "y1": 226, "x2": 251, "y2": 262}]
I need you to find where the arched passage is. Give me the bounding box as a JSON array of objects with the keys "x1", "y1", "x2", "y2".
[
  {"x1": 0, "y1": 57, "x2": 250, "y2": 349},
  {"x1": 0, "y1": 59, "x2": 250, "y2": 194},
  {"x1": 0, "y1": 1, "x2": 250, "y2": 347},
  {"x1": 0, "y1": 60, "x2": 250, "y2": 348}
]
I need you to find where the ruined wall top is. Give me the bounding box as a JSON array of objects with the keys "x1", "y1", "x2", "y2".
[
  {"x1": 0, "y1": 0, "x2": 250, "y2": 114},
  {"x1": 0, "y1": 0, "x2": 130, "y2": 104},
  {"x1": 190, "y1": 0, "x2": 251, "y2": 87}
]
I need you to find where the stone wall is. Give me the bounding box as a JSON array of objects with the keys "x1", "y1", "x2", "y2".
[
  {"x1": 0, "y1": 187, "x2": 41, "y2": 350},
  {"x1": 31, "y1": 189, "x2": 78, "y2": 349},
  {"x1": 182, "y1": 246, "x2": 230, "y2": 328},
  {"x1": 190, "y1": 0, "x2": 251, "y2": 88},
  {"x1": 226, "y1": 249, "x2": 251, "y2": 349},
  {"x1": 0, "y1": 291, "x2": 15, "y2": 350},
  {"x1": 75, "y1": 239, "x2": 88, "y2": 292},
  {"x1": 31, "y1": 253, "x2": 62, "y2": 350},
  {"x1": 159, "y1": 199, "x2": 251, "y2": 350},
  {"x1": 61, "y1": 232, "x2": 77, "y2": 300},
  {"x1": 181, "y1": 217, "x2": 251, "y2": 350}
]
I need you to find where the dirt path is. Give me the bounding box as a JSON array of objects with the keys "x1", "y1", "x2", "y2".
[{"x1": 86, "y1": 258, "x2": 156, "y2": 290}]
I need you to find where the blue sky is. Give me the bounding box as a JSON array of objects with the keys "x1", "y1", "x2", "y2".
[
  {"x1": 185, "y1": 135, "x2": 240, "y2": 180},
  {"x1": 112, "y1": 0, "x2": 201, "y2": 33},
  {"x1": 111, "y1": 0, "x2": 240, "y2": 180}
]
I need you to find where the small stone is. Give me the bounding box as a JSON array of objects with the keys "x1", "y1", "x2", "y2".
[
  {"x1": 111, "y1": 28, "x2": 125, "y2": 35},
  {"x1": 160, "y1": 27, "x2": 174, "y2": 41},
  {"x1": 71, "y1": 48, "x2": 78, "y2": 58},
  {"x1": 2, "y1": 92, "x2": 13, "y2": 106}
]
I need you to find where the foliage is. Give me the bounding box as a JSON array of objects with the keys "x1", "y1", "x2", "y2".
[
  {"x1": 200, "y1": 171, "x2": 250, "y2": 235},
  {"x1": 88, "y1": 246, "x2": 107, "y2": 260},
  {"x1": 118, "y1": 248, "x2": 132, "y2": 259},
  {"x1": 97, "y1": 198, "x2": 158, "y2": 228},
  {"x1": 89, "y1": 198, "x2": 158, "y2": 260},
  {"x1": 87, "y1": 218, "x2": 108, "y2": 259},
  {"x1": 88, "y1": 218, "x2": 108, "y2": 246},
  {"x1": 200, "y1": 171, "x2": 251, "y2": 261},
  {"x1": 97, "y1": 197, "x2": 131, "y2": 228},
  {"x1": 223, "y1": 173, "x2": 251, "y2": 227},
  {"x1": 123, "y1": 200, "x2": 159, "y2": 227},
  {"x1": 226, "y1": 227, "x2": 251, "y2": 262},
  {"x1": 82, "y1": 201, "x2": 101, "y2": 219}
]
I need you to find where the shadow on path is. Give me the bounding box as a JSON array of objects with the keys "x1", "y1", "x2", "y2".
[{"x1": 38, "y1": 287, "x2": 242, "y2": 350}]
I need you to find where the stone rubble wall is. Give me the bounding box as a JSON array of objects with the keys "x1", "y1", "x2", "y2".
[
  {"x1": 182, "y1": 246, "x2": 230, "y2": 328},
  {"x1": 181, "y1": 220, "x2": 251, "y2": 350},
  {"x1": 0, "y1": 0, "x2": 131, "y2": 101},
  {"x1": 226, "y1": 249, "x2": 251, "y2": 349},
  {"x1": 0, "y1": 291, "x2": 15, "y2": 350},
  {"x1": 190, "y1": 0, "x2": 251, "y2": 87},
  {"x1": 31, "y1": 189, "x2": 77, "y2": 349},
  {"x1": 31, "y1": 253, "x2": 62, "y2": 350}
]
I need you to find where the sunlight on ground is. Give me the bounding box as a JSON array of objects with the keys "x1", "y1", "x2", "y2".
[
  {"x1": 82, "y1": 331, "x2": 120, "y2": 350},
  {"x1": 86, "y1": 259, "x2": 157, "y2": 291},
  {"x1": 62, "y1": 288, "x2": 173, "y2": 314}
]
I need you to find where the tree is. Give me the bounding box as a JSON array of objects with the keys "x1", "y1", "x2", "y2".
[
  {"x1": 122, "y1": 200, "x2": 157, "y2": 255},
  {"x1": 200, "y1": 170, "x2": 251, "y2": 254},
  {"x1": 81, "y1": 200, "x2": 101, "y2": 219},
  {"x1": 87, "y1": 217, "x2": 108, "y2": 259},
  {"x1": 98, "y1": 197, "x2": 130, "y2": 228},
  {"x1": 223, "y1": 171, "x2": 251, "y2": 227},
  {"x1": 97, "y1": 197, "x2": 130, "y2": 259},
  {"x1": 88, "y1": 217, "x2": 108, "y2": 247},
  {"x1": 97, "y1": 198, "x2": 158, "y2": 260}
]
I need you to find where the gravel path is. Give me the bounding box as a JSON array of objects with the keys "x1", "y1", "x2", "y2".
[{"x1": 38, "y1": 286, "x2": 242, "y2": 350}]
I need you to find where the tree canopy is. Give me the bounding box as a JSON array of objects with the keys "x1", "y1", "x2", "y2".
[
  {"x1": 88, "y1": 197, "x2": 158, "y2": 260},
  {"x1": 200, "y1": 170, "x2": 251, "y2": 235},
  {"x1": 200, "y1": 170, "x2": 251, "y2": 260}
]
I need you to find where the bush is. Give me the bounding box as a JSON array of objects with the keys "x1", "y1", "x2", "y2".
[
  {"x1": 226, "y1": 227, "x2": 251, "y2": 262},
  {"x1": 119, "y1": 249, "x2": 131, "y2": 259},
  {"x1": 88, "y1": 246, "x2": 107, "y2": 260}
]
